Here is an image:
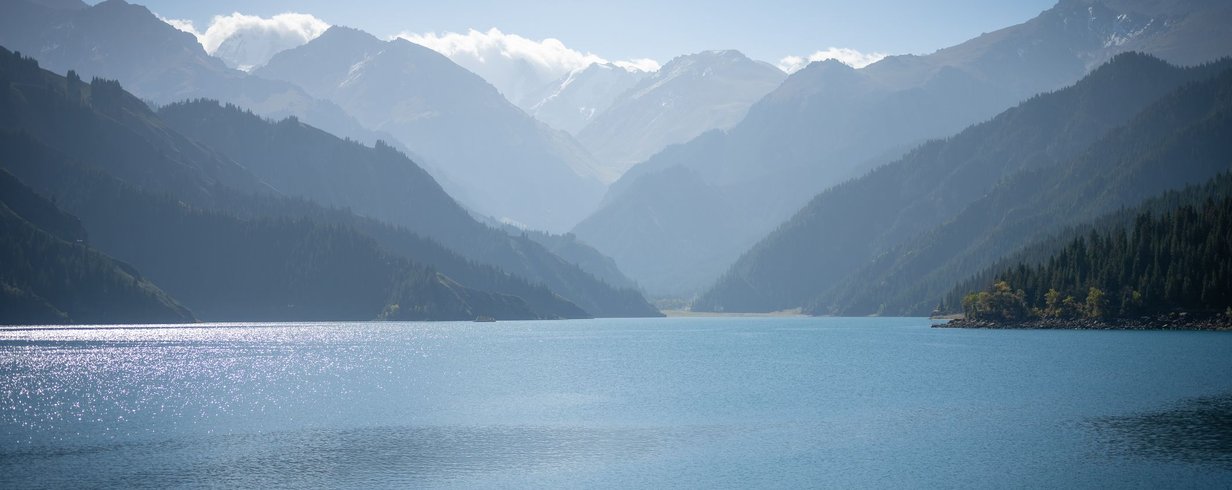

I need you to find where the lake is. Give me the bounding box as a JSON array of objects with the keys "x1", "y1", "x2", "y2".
[{"x1": 3, "y1": 317, "x2": 1232, "y2": 488}]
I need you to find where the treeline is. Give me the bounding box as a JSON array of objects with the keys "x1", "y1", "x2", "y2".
[{"x1": 958, "y1": 197, "x2": 1232, "y2": 321}]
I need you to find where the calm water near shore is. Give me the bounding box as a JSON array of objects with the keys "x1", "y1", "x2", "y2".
[{"x1": 3, "y1": 317, "x2": 1232, "y2": 488}]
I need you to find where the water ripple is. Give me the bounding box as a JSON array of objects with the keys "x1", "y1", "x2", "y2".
[{"x1": 1088, "y1": 393, "x2": 1232, "y2": 467}]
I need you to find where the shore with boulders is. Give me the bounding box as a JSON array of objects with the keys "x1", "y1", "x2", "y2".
[{"x1": 936, "y1": 312, "x2": 1232, "y2": 331}]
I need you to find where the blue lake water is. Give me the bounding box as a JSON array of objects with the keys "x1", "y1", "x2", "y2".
[{"x1": 3, "y1": 317, "x2": 1232, "y2": 488}]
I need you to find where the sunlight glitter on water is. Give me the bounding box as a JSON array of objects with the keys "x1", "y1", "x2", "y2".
[{"x1": 4, "y1": 318, "x2": 1232, "y2": 488}]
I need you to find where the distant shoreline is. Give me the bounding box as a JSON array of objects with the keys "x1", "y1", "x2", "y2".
[
  {"x1": 936, "y1": 313, "x2": 1232, "y2": 331},
  {"x1": 661, "y1": 309, "x2": 805, "y2": 318}
]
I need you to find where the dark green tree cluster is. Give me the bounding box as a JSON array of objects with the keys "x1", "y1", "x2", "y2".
[
  {"x1": 0, "y1": 170, "x2": 193, "y2": 324},
  {"x1": 961, "y1": 197, "x2": 1232, "y2": 321},
  {"x1": 88, "y1": 77, "x2": 125, "y2": 108},
  {"x1": 0, "y1": 50, "x2": 40, "y2": 85}
]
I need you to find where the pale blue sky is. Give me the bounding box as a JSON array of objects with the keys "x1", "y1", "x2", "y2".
[{"x1": 118, "y1": 0, "x2": 1058, "y2": 63}]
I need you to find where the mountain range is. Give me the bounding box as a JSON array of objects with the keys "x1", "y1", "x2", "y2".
[
  {"x1": 573, "y1": 0, "x2": 1232, "y2": 298},
  {"x1": 0, "y1": 46, "x2": 659, "y2": 322},
  {"x1": 156, "y1": 99, "x2": 655, "y2": 317},
  {"x1": 4, "y1": 0, "x2": 1231, "y2": 325},
  {"x1": 697, "y1": 53, "x2": 1232, "y2": 314}
]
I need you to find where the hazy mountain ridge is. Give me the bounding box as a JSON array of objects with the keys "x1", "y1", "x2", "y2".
[
  {"x1": 0, "y1": 122, "x2": 546, "y2": 323},
  {"x1": 0, "y1": 0, "x2": 395, "y2": 150},
  {"x1": 813, "y1": 62, "x2": 1232, "y2": 315},
  {"x1": 0, "y1": 51, "x2": 273, "y2": 206},
  {"x1": 574, "y1": 0, "x2": 1232, "y2": 299},
  {"x1": 485, "y1": 219, "x2": 641, "y2": 292},
  {"x1": 696, "y1": 54, "x2": 1232, "y2": 315},
  {"x1": 574, "y1": 163, "x2": 758, "y2": 297},
  {"x1": 255, "y1": 26, "x2": 607, "y2": 232},
  {"x1": 696, "y1": 53, "x2": 1228, "y2": 313},
  {"x1": 158, "y1": 99, "x2": 659, "y2": 318},
  {"x1": 0, "y1": 46, "x2": 586, "y2": 321},
  {"x1": 157, "y1": 100, "x2": 475, "y2": 240}
]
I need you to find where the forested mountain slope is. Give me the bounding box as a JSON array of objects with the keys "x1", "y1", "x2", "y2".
[
  {"x1": 816, "y1": 61, "x2": 1232, "y2": 315},
  {"x1": 0, "y1": 170, "x2": 194, "y2": 325},
  {"x1": 158, "y1": 100, "x2": 659, "y2": 318},
  {"x1": 954, "y1": 192, "x2": 1231, "y2": 323},
  {"x1": 0, "y1": 47, "x2": 572, "y2": 321},
  {"x1": 942, "y1": 172, "x2": 1232, "y2": 316}
]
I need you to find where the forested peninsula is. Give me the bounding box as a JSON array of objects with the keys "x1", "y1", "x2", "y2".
[{"x1": 940, "y1": 194, "x2": 1232, "y2": 331}]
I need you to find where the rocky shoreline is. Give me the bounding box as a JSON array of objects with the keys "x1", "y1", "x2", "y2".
[{"x1": 936, "y1": 313, "x2": 1232, "y2": 331}]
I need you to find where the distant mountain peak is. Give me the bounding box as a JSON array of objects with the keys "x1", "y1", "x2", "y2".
[
  {"x1": 83, "y1": 0, "x2": 171, "y2": 30},
  {"x1": 645, "y1": 50, "x2": 766, "y2": 84},
  {"x1": 750, "y1": 54, "x2": 864, "y2": 103},
  {"x1": 1043, "y1": 0, "x2": 1163, "y2": 42},
  {"x1": 388, "y1": 36, "x2": 452, "y2": 58},
  {"x1": 784, "y1": 57, "x2": 859, "y2": 82},
  {"x1": 91, "y1": 0, "x2": 146, "y2": 14},
  {"x1": 316, "y1": 25, "x2": 383, "y2": 47},
  {"x1": 695, "y1": 49, "x2": 746, "y2": 59},
  {"x1": 813, "y1": 57, "x2": 857, "y2": 69},
  {"x1": 662, "y1": 49, "x2": 753, "y2": 68},
  {"x1": 585, "y1": 61, "x2": 637, "y2": 74}
]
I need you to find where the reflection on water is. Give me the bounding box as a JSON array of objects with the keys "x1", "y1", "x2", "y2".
[{"x1": 1090, "y1": 394, "x2": 1232, "y2": 467}]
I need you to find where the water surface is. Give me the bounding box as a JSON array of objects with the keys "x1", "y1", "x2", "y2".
[{"x1": 3, "y1": 317, "x2": 1231, "y2": 487}]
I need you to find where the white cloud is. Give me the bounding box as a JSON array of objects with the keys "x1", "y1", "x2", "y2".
[
  {"x1": 394, "y1": 28, "x2": 656, "y2": 106},
  {"x1": 159, "y1": 12, "x2": 330, "y2": 71},
  {"x1": 777, "y1": 47, "x2": 887, "y2": 73},
  {"x1": 161, "y1": 14, "x2": 657, "y2": 103},
  {"x1": 613, "y1": 58, "x2": 661, "y2": 73},
  {"x1": 160, "y1": 15, "x2": 199, "y2": 36}
]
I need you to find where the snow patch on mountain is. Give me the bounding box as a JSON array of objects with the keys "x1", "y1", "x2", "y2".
[{"x1": 523, "y1": 62, "x2": 649, "y2": 135}]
